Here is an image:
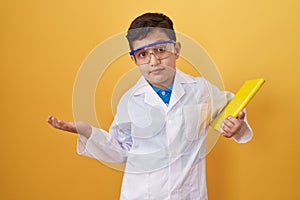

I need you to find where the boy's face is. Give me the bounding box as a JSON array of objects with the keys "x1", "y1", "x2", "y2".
[{"x1": 131, "y1": 28, "x2": 181, "y2": 89}]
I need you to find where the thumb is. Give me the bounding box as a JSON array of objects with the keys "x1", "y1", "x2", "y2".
[{"x1": 237, "y1": 111, "x2": 245, "y2": 120}]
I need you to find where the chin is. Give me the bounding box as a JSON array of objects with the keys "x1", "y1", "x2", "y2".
[{"x1": 152, "y1": 80, "x2": 169, "y2": 87}]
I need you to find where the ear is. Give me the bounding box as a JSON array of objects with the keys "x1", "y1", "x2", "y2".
[{"x1": 174, "y1": 42, "x2": 181, "y2": 59}]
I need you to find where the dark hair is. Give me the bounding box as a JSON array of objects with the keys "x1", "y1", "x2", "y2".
[{"x1": 126, "y1": 13, "x2": 176, "y2": 50}]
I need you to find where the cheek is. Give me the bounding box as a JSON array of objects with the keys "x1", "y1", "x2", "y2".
[
  {"x1": 138, "y1": 66, "x2": 149, "y2": 77},
  {"x1": 161, "y1": 56, "x2": 176, "y2": 69}
]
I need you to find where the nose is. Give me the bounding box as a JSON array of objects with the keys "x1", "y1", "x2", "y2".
[{"x1": 149, "y1": 52, "x2": 160, "y2": 66}]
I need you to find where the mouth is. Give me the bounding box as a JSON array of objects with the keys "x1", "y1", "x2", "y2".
[{"x1": 149, "y1": 68, "x2": 165, "y2": 74}]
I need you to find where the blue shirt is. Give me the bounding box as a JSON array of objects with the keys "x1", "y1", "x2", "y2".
[{"x1": 151, "y1": 84, "x2": 173, "y2": 105}]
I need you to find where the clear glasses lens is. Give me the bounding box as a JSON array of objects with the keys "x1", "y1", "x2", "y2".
[{"x1": 134, "y1": 43, "x2": 174, "y2": 65}]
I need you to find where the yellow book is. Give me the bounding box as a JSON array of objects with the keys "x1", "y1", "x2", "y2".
[{"x1": 212, "y1": 78, "x2": 265, "y2": 131}]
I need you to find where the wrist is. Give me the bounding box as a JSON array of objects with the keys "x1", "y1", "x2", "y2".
[{"x1": 76, "y1": 122, "x2": 92, "y2": 139}]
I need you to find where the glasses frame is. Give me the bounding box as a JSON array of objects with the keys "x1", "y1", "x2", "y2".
[{"x1": 129, "y1": 40, "x2": 176, "y2": 56}]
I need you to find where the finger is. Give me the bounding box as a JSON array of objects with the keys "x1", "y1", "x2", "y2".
[
  {"x1": 228, "y1": 118, "x2": 240, "y2": 129},
  {"x1": 228, "y1": 115, "x2": 241, "y2": 124},
  {"x1": 224, "y1": 123, "x2": 237, "y2": 136},
  {"x1": 57, "y1": 119, "x2": 69, "y2": 130},
  {"x1": 47, "y1": 115, "x2": 53, "y2": 122},
  {"x1": 223, "y1": 118, "x2": 234, "y2": 127},
  {"x1": 221, "y1": 124, "x2": 232, "y2": 138},
  {"x1": 222, "y1": 133, "x2": 231, "y2": 138},
  {"x1": 221, "y1": 129, "x2": 232, "y2": 138},
  {"x1": 56, "y1": 120, "x2": 63, "y2": 128},
  {"x1": 53, "y1": 118, "x2": 61, "y2": 129},
  {"x1": 237, "y1": 111, "x2": 245, "y2": 120},
  {"x1": 229, "y1": 115, "x2": 243, "y2": 129},
  {"x1": 47, "y1": 116, "x2": 57, "y2": 126},
  {"x1": 222, "y1": 123, "x2": 232, "y2": 133},
  {"x1": 51, "y1": 117, "x2": 65, "y2": 129}
]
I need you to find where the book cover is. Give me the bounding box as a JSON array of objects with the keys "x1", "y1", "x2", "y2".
[{"x1": 211, "y1": 78, "x2": 265, "y2": 131}]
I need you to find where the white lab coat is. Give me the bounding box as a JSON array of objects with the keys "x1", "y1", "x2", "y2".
[{"x1": 77, "y1": 69, "x2": 253, "y2": 200}]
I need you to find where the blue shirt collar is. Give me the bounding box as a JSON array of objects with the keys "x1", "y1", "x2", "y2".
[{"x1": 151, "y1": 84, "x2": 173, "y2": 93}]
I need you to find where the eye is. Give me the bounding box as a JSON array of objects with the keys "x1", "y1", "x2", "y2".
[
  {"x1": 137, "y1": 50, "x2": 147, "y2": 58},
  {"x1": 156, "y1": 46, "x2": 166, "y2": 52}
]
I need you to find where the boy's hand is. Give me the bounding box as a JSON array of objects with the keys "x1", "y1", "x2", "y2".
[
  {"x1": 47, "y1": 116, "x2": 77, "y2": 133},
  {"x1": 220, "y1": 111, "x2": 245, "y2": 138},
  {"x1": 47, "y1": 116, "x2": 92, "y2": 138}
]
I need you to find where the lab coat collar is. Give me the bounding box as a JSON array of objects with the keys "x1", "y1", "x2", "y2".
[
  {"x1": 132, "y1": 69, "x2": 197, "y2": 110},
  {"x1": 132, "y1": 77, "x2": 164, "y2": 108},
  {"x1": 168, "y1": 69, "x2": 197, "y2": 109}
]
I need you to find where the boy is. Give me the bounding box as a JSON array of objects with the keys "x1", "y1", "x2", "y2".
[{"x1": 48, "y1": 12, "x2": 252, "y2": 200}]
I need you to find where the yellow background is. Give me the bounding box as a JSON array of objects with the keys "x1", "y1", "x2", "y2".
[{"x1": 1, "y1": 0, "x2": 299, "y2": 199}]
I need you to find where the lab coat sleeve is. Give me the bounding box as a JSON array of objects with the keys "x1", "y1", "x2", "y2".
[
  {"x1": 77, "y1": 121, "x2": 132, "y2": 163},
  {"x1": 231, "y1": 109, "x2": 253, "y2": 143},
  {"x1": 203, "y1": 78, "x2": 232, "y2": 121},
  {"x1": 204, "y1": 79, "x2": 253, "y2": 143},
  {"x1": 76, "y1": 91, "x2": 133, "y2": 163}
]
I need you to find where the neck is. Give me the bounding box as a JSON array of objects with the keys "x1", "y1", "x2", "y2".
[{"x1": 150, "y1": 78, "x2": 174, "y2": 90}]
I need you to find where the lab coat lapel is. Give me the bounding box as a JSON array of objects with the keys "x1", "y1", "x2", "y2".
[
  {"x1": 133, "y1": 77, "x2": 167, "y2": 109},
  {"x1": 168, "y1": 70, "x2": 186, "y2": 110},
  {"x1": 144, "y1": 87, "x2": 166, "y2": 108},
  {"x1": 168, "y1": 70, "x2": 198, "y2": 110}
]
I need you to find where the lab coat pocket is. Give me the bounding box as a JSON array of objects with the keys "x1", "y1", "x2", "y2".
[{"x1": 183, "y1": 104, "x2": 209, "y2": 141}]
